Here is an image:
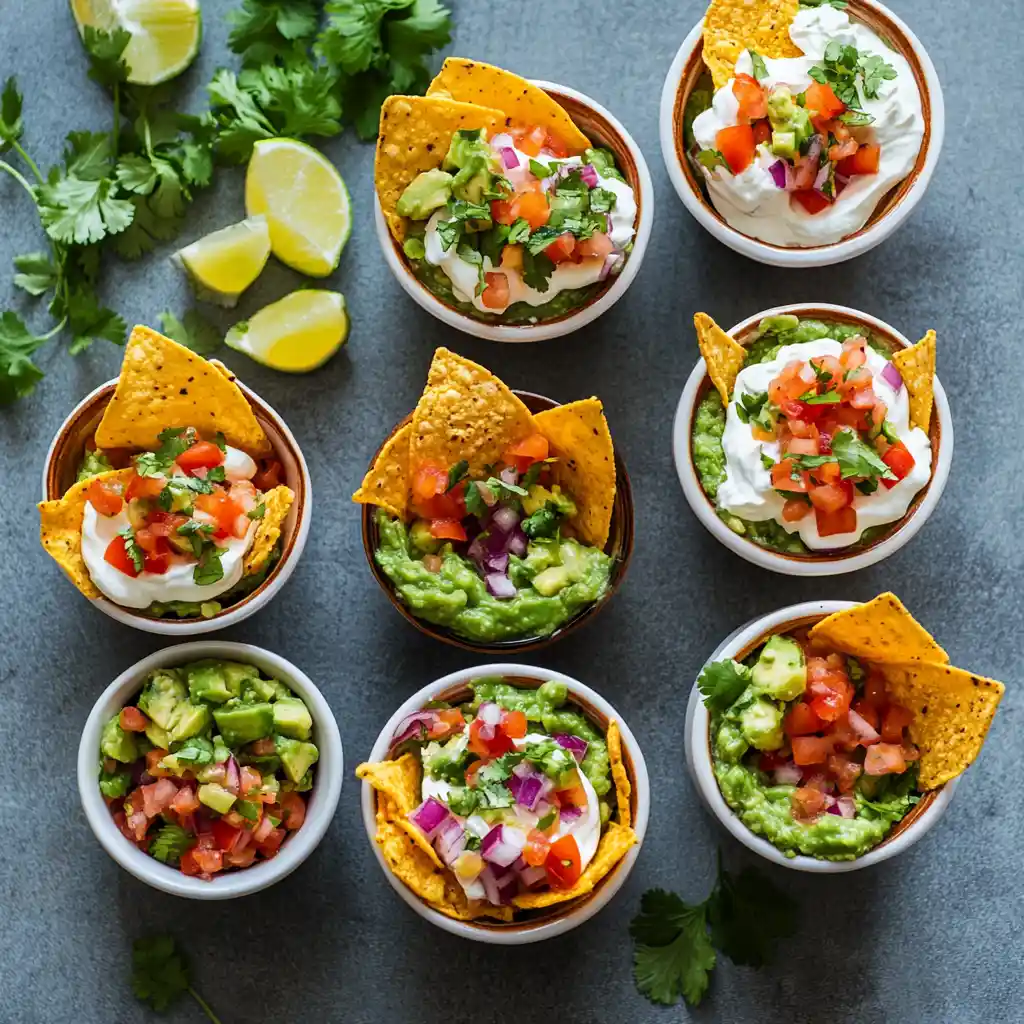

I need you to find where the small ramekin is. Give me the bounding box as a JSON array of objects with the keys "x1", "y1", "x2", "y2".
[
  {"x1": 374, "y1": 80, "x2": 653, "y2": 342},
  {"x1": 685, "y1": 601, "x2": 959, "y2": 873},
  {"x1": 78, "y1": 641, "x2": 343, "y2": 899},
  {"x1": 41, "y1": 366, "x2": 312, "y2": 635},
  {"x1": 672, "y1": 302, "x2": 952, "y2": 576},
  {"x1": 659, "y1": 0, "x2": 944, "y2": 267},
  {"x1": 360, "y1": 663, "x2": 649, "y2": 943}
]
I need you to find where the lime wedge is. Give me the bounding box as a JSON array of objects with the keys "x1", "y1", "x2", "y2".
[
  {"x1": 245, "y1": 139, "x2": 352, "y2": 278},
  {"x1": 226, "y1": 291, "x2": 349, "y2": 373},
  {"x1": 174, "y1": 216, "x2": 271, "y2": 307},
  {"x1": 70, "y1": 0, "x2": 202, "y2": 85}
]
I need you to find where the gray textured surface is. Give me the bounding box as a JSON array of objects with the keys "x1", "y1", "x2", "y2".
[{"x1": 0, "y1": 1, "x2": 1020, "y2": 1022}]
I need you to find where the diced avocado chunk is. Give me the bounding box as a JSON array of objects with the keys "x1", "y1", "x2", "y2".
[
  {"x1": 198, "y1": 783, "x2": 236, "y2": 815},
  {"x1": 751, "y1": 635, "x2": 807, "y2": 701},
  {"x1": 771, "y1": 130, "x2": 797, "y2": 159},
  {"x1": 99, "y1": 767, "x2": 132, "y2": 799},
  {"x1": 767, "y1": 85, "x2": 797, "y2": 126},
  {"x1": 168, "y1": 701, "x2": 211, "y2": 743},
  {"x1": 186, "y1": 661, "x2": 237, "y2": 704},
  {"x1": 756, "y1": 314, "x2": 800, "y2": 337},
  {"x1": 442, "y1": 128, "x2": 491, "y2": 172},
  {"x1": 213, "y1": 703, "x2": 274, "y2": 747},
  {"x1": 396, "y1": 168, "x2": 454, "y2": 220},
  {"x1": 101, "y1": 715, "x2": 140, "y2": 763},
  {"x1": 220, "y1": 660, "x2": 258, "y2": 693},
  {"x1": 532, "y1": 565, "x2": 572, "y2": 597},
  {"x1": 273, "y1": 698, "x2": 313, "y2": 741},
  {"x1": 523, "y1": 484, "x2": 576, "y2": 518},
  {"x1": 136, "y1": 669, "x2": 187, "y2": 731},
  {"x1": 409, "y1": 518, "x2": 442, "y2": 555},
  {"x1": 242, "y1": 754, "x2": 281, "y2": 776},
  {"x1": 451, "y1": 159, "x2": 493, "y2": 206},
  {"x1": 276, "y1": 735, "x2": 319, "y2": 783},
  {"x1": 738, "y1": 698, "x2": 786, "y2": 751},
  {"x1": 144, "y1": 721, "x2": 169, "y2": 749},
  {"x1": 791, "y1": 106, "x2": 813, "y2": 145},
  {"x1": 240, "y1": 676, "x2": 287, "y2": 703},
  {"x1": 212, "y1": 734, "x2": 230, "y2": 763}
]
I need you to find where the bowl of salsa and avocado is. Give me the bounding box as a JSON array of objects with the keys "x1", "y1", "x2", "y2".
[
  {"x1": 674, "y1": 303, "x2": 951, "y2": 575},
  {"x1": 39, "y1": 324, "x2": 310, "y2": 634},
  {"x1": 358, "y1": 665, "x2": 648, "y2": 943},
  {"x1": 660, "y1": 0, "x2": 943, "y2": 266},
  {"x1": 78, "y1": 642, "x2": 343, "y2": 898},
  {"x1": 354, "y1": 348, "x2": 633, "y2": 651},
  {"x1": 686, "y1": 596, "x2": 1004, "y2": 871},
  {"x1": 374, "y1": 58, "x2": 652, "y2": 341}
]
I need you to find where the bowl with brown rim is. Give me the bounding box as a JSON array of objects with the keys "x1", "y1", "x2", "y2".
[
  {"x1": 361, "y1": 390, "x2": 634, "y2": 652},
  {"x1": 658, "y1": 0, "x2": 944, "y2": 267},
  {"x1": 373, "y1": 80, "x2": 654, "y2": 342},
  {"x1": 360, "y1": 663, "x2": 649, "y2": 942},
  {"x1": 41, "y1": 366, "x2": 312, "y2": 636},
  {"x1": 672, "y1": 302, "x2": 952, "y2": 576},
  {"x1": 685, "y1": 601, "x2": 959, "y2": 873}
]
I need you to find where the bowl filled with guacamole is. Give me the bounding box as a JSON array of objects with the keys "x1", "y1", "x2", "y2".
[
  {"x1": 673, "y1": 302, "x2": 952, "y2": 575},
  {"x1": 358, "y1": 664, "x2": 649, "y2": 943},
  {"x1": 78, "y1": 642, "x2": 343, "y2": 899},
  {"x1": 373, "y1": 57, "x2": 652, "y2": 342},
  {"x1": 354, "y1": 347, "x2": 633, "y2": 651},
  {"x1": 686, "y1": 596, "x2": 1004, "y2": 872}
]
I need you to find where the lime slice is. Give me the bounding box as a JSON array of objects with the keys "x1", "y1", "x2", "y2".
[
  {"x1": 226, "y1": 290, "x2": 349, "y2": 373},
  {"x1": 174, "y1": 216, "x2": 271, "y2": 307},
  {"x1": 70, "y1": 0, "x2": 201, "y2": 85},
  {"x1": 245, "y1": 139, "x2": 352, "y2": 278}
]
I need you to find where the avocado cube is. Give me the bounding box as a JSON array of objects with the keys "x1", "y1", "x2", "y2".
[
  {"x1": 137, "y1": 669, "x2": 187, "y2": 730},
  {"x1": 409, "y1": 519, "x2": 442, "y2": 555},
  {"x1": 532, "y1": 565, "x2": 571, "y2": 597},
  {"x1": 213, "y1": 703, "x2": 274, "y2": 747},
  {"x1": 144, "y1": 721, "x2": 170, "y2": 750},
  {"x1": 751, "y1": 635, "x2": 807, "y2": 701},
  {"x1": 275, "y1": 735, "x2": 319, "y2": 783},
  {"x1": 168, "y1": 701, "x2": 211, "y2": 743},
  {"x1": 771, "y1": 130, "x2": 797, "y2": 159},
  {"x1": 100, "y1": 715, "x2": 139, "y2": 764},
  {"x1": 396, "y1": 167, "x2": 454, "y2": 220},
  {"x1": 198, "y1": 782, "x2": 237, "y2": 815},
  {"x1": 186, "y1": 661, "x2": 236, "y2": 704},
  {"x1": 273, "y1": 698, "x2": 313, "y2": 741},
  {"x1": 240, "y1": 677, "x2": 277, "y2": 703},
  {"x1": 739, "y1": 698, "x2": 786, "y2": 751},
  {"x1": 791, "y1": 106, "x2": 814, "y2": 145},
  {"x1": 242, "y1": 754, "x2": 281, "y2": 777}
]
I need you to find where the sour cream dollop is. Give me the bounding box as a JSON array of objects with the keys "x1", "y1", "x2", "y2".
[
  {"x1": 692, "y1": 5, "x2": 924, "y2": 246},
  {"x1": 81, "y1": 445, "x2": 259, "y2": 609},
  {"x1": 717, "y1": 339, "x2": 932, "y2": 549}
]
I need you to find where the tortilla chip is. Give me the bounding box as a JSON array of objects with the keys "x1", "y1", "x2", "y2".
[
  {"x1": 607, "y1": 721, "x2": 632, "y2": 829},
  {"x1": 376, "y1": 95, "x2": 506, "y2": 241},
  {"x1": 892, "y1": 329, "x2": 936, "y2": 433},
  {"x1": 95, "y1": 325, "x2": 271, "y2": 456},
  {"x1": 356, "y1": 754, "x2": 422, "y2": 816},
  {"x1": 427, "y1": 58, "x2": 590, "y2": 154},
  {"x1": 703, "y1": 0, "x2": 802, "y2": 89},
  {"x1": 38, "y1": 469, "x2": 135, "y2": 598},
  {"x1": 410, "y1": 348, "x2": 537, "y2": 477},
  {"x1": 512, "y1": 822, "x2": 637, "y2": 910},
  {"x1": 243, "y1": 485, "x2": 293, "y2": 576},
  {"x1": 533, "y1": 399, "x2": 616, "y2": 550},
  {"x1": 881, "y1": 663, "x2": 1005, "y2": 789},
  {"x1": 808, "y1": 592, "x2": 949, "y2": 664},
  {"x1": 352, "y1": 422, "x2": 412, "y2": 519},
  {"x1": 694, "y1": 312, "x2": 747, "y2": 404}
]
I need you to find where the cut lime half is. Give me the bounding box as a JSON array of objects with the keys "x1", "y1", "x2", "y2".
[
  {"x1": 70, "y1": 0, "x2": 201, "y2": 85},
  {"x1": 174, "y1": 216, "x2": 271, "y2": 307},
  {"x1": 226, "y1": 291, "x2": 348, "y2": 374},
  {"x1": 245, "y1": 139, "x2": 352, "y2": 278}
]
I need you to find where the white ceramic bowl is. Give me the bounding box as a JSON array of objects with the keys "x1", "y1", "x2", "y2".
[
  {"x1": 360, "y1": 663, "x2": 650, "y2": 943},
  {"x1": 659, "y1": 0, "x2": 944, "y2": 267},
  {"x1": 78, "y1": 641, "x2": 343, "y2": 899},
  {"x1": 672, "y1": 302, "x2": 953, "y2": 576},
  {"x1": 685, "y1": 601, "x2": 959, "y2": 873},
  {"x1": 374, "y1": 80, "x2": 654, "y2": 342},
  {"x1": 41, "y1": 371, "x2": 312, "y2": 635}
]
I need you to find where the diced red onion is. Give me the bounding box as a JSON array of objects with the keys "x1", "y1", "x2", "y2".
[
  {"x1": 768, "y1": 159, "x2": 787, "y2": 189},
  {"x1": 138, "y1": 770, "x2": 156, "y2": 786},
  {"x1": 848, "y1": 708, "x2": 881, "y2": 745},
  {"x1": 823, "y1": 793, "x2": 838, "y2": 810},
  {"x1": 519, "y1": 864, "x2": 547, "y2": 887},
  {"x1": 580, "y1": 163, "x2": 599, "y2": 188},
  {"x1": 598, "y1": 253, "x2": 621, "y2": 281},
  {"x1": 508, "y1": 767, "x2": 553, "y2": 811},
  {"x1": 499, "y1": 466, "x2": 519, "y2": 487},
  {"x1": 485, "y1": 572, "x2": 516, "y2": 599},
  {"x1": 813, "y1": 160, "x2": 831, "y2": 194},
  {"x1": 881, "y1": 362, "x2": 904, "y2": 392},
  {"x1": 481, "y1": 824, "x2": 527, "y2": 868},
  {"x1": 435, "y1": 817, "x2": 467, "y2": 865},
  {"x1": 409, "y1": 797, "x2": 450, "y2": 840},
  {"x1": 773, "y1": 762, "x2": 803, "y2": 786},
  {"x1": 391, "y1": 710, "x2": 437, "y2": 746},
  {"x1": 478, "y1": 702, "x2": 502, "y2": 727},
  {"x1": 559, "y1": 804, "x2": 582, "y2": 823},
  {"x1": 490, "y1": 505, "x2": 519, "y2": 535},
  {"x1": 554, "y1": 734, "x2": 588, "y2": 762},
  {"x1": 225, "y1": 756, "x2": 240, "y2": 796},
  {"x1": 253, "y1": 815, "x2": 274, "y2": 842},
  {"x1": 483, "y1": 550, "x2": 509, "y2": 574},
  {"x1": 836, "y1": 795, "x2": 856, "y2": 819},
  {"x1": 496, "y1": 872, "x2": 519, "y2": 904},
  {"x1": 479, "y1": 865, "x2": 502, "y2": 905},
  {"x1": 500, "y1": 147, "x2": 520, "y2": 169},
  {"x1": 507, "y1": 527, "x2": 527, "y2": 557}
]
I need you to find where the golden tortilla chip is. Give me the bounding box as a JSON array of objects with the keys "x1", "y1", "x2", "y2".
[
  {"x1": 243, "y1": 485, "x2": 293, "y2": 576},
  {"x1": 512, "y1": 822, "x2": 637, "y2": 910},
  {"x1": 881, "y1": 662, "x2": 1005, "y2": 789},
  {"x1": 694, "y1": 312, "x2": 747, "y2": 404},
  {"x1": 356, "y1": 754, "x2": 422, "y2": 816},
  {"x1": 607, "y1": 721, "x2": 632, "y2": 829},
  {"x1": 892, "y1": 329, "x2": 936, "y2": 433},
  {"x1": 703, "y1": 0, "x2": 802, "y2": 89},
  {"x1": 410, "y1": 348, "x2": 537, "y2": 477},
  {"x1": 808, "y1": 592, "x2": 948, "y2": 664},
  {"x1": 533, "y1": 399, "x2": 616, "y2": 550},
  {"x1": 427, "y1": 58, "x2": 590, "y2": 154},
  {"x1": 95, "y1": 325, "x2": 271, "y2": 456},
  {"x1": 352, "y1": 422, "x2": 412, "y2": 519},
  {"x1": 38, "y1": 469, "x2": 135, "y2": 598},
  {"x1": 375, "y1": 95, "x2": 506, "y2": 241}
]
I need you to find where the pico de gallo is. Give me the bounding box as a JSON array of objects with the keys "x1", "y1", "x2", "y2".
[{"x1": 98, "y1": 659, "x2": 319, "y2": 879}]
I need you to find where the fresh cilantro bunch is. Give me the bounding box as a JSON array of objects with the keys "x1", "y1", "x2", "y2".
[
  {"x1": 228, "y1": 0, "x2": 321, "y2": 66},
  {"x1": 809, "y1": 40, "x2": 897, "y2": 109},
  {"x1": 132, "y1": 936, "x2": 223, "y2": 1022},
  {"x1": 631, "y1": 853, "x2": 798, "y2": 1006}
]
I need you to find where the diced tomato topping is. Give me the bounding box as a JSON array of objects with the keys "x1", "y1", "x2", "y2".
[
  {"x1": 852, "y1": 699, "x2": 881, "y2": 731},
  {"x1": 279, "y1": 791, "x2": 306, "y2": 831},
  {"x1": 513, "y1": 124, "x2": 548, "y2": 157},
  {"x1": 524, "y1": 829, "x2": 550, "y2": 867},
  {"x1": 826, "y1": 752, "x2": 863, "y2": 794},
  {"x1": 176, "y1": 440, "x2": 224, "y2": 476},
  {"x1": 771, "y1": 459, "x2": 807, "y2": 493},
  {"x1": 464, "y1": 759, "x2": 485, "y2": 788},
  {"x1": 790, "y1": 786, "x2": 827, "y2": 822},
  {"x1": 119, "y1": 706, "x2": 149, "y2": 732},
  {"x1": 501, "y1": 709, "x2": 528, "y2": 739},
  {"x1": 410, "y1": 463, "x2": 464, "y2": 521},
  {"x1": 490, "y1": 198, "x2": 516, "y2": 225},
  {"x1": 428, "y1": 708, "x2": 466, "y2": 740},
  {"x1": 864, "y1": 742, "x2": 907, "y2": 776},
  {"x1": 881, "y1": 703, "x2": 915, "y2": 743},
  {"x1": 252, "y1": 459, "x2": 283, "y2": 491},
  {"x1": 511, "y1": 190, "x2": 550, "y2": 230},
  {"x1": 503, "y1": 432, "x2": 549, "y2": 473},
  {"x1": 804, "y1": 82, "x2": 845, "y2": 119},
  {"x1": 429, "y1": 518, "x2": 467, "y2": 541},
  {"x1": 808, "y1": 677, "x2": 853, "y2": 724},
  {"x1": 170, "y1": 786, "x2": 200, "y2": 816},
  {"x1": 716, "y1": 124, "x2": 756, "y2": 174},
  {"x1": 576, "y1": 231, "x2": 614, "y2": 259},
  {"x1": 195, "y1": 490, "x2": 246, "y2": 539},
  {"x1": 468, "y1": 718, "x2": 516, "y2": 758},
  {"x1": 882, "y1": 442, "x2": 915, "y2": 490},
  {"x1": 792, "y1": 189, "x2": 832, "y2": 215},
  {"x1": 544, "y1": 232, "x2": 576, "y2": 264},
  {"x1": 809, "y1": 482, "x2": 851, "y2": 514},
  {"x1": 752, "y1": 118, "x2": 771, "y2": 145},
  {"x1": 104, "y1": 535, "x2": 139, "y2": 577},
  {"x1": 815, "y1": 505, "x2": 857, "y2": 538},
  {"x1": 732, "y1": 73, "x2": 768, "y2": 122},
  {"x1": 179, "y1": 849, "x2": 202, "y2": 876},
  {"x1": 862, "y1": 670, "x2": 888, "y2": 709},
  {"x1": 500, "y1": 243, "x2": 523, "y2": 270},
  {"x1": 837, "y1": 144, "x2": 880, "y2": 177},
  {"x1": 145, "y1": 748, "x2": 172, "y2": 778},
  {"x1": 791, "y1": 734, "x2": 835, "y2": 766},
  {"x1": 784, "y1": 701, "x2": 824, "y2": 737},
  {"x1": 141, "y1": 778, "x2": 179, "y2": 819},
  {"x1": 555, "y1": 784, "x2": 587, "y2": 809},
  {"x1": 781, "y1": 498, "x2": 809, "y2": 523},
  {"x1": 786, "y1": 437, "x2": 819, "y2": 457},
  {"x1": 192, "y1": 848, "x2": 224, "y2": 874},
  {"x1": 211, "y1": 818, "x2": 244, "y2": 852},
  {"x1": 481, "y1": 271, "x2": 510, "y2": 310},
  {"x1": 254, "y1": 826, "x2": 286, "y2": 857},
  {"x1": 545, "y1": 834, "x2": 582, "y2": 889},
  {"x1": 808, "y1": 461, "x2": 841, "y2": 486},
  {"x1": 86, "y1": 478, "x2": 123, "y2": 516}
]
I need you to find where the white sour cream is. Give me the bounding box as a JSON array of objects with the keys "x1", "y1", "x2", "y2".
[
  {"x1": 692, "y1": 6, "x2": 924, "y2": 246},
  {"x1": 717, "y1": 339, "x2": 932, "y2": 549}
]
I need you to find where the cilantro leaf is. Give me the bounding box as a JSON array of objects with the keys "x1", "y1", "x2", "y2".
[
  {"x1": 247, "y1": 501, "x2": 266, "y2": 521},
  {"x1": 0, "y1": 311, "x2": 46, "y2": 403},
  {"x1": 228, "y1": 0, "x2": 320, "y2": 66},
  {"x1": 446, "y1": 460, "x2": 468, "y2": 492},
  {"x1": 36, "y1": 175, "x2": 134, "y2": 245},
  {"x1": 797, "y1": 389, "x2": 842, "y2": 405},
  {"x1": 697, "y1": 659, "x2": 750, "y2": 711},
  {"x1": 118, "y1": 526, "x2": 145, "y2": 573},
  {"x1": 697, "y1": 148, "x2": 730, "y2": 172},
  {"x1": 759, "y1": 451, "x2": 775, "y2": 471},
  {"x1": 588, "y1": 187, "x2": 617, "y2": 214},
  {"x1": 521, "y1": 501, "x2": 564, "y2": 540},
  {"x1": 65, "y1": 286, "x2": 126, "y2": 354},
  {"x1": 148, "y1": 824, "x2": 195, "y2": 866},
  {"x1": 0, "y1": 76, "x2": 24, "y2": 149},
  {"x1": 83, "y1": 27, "x2": 131, "y2": 89},
  {"x1": 12, "y1": 252, "x2": 58, "y2": 296},
  {"x1": 859, "y1": 53, "x2": 898, "y2": 98},
  {"x1": 521, "y1": 248, "x2": 554, "y2": 292},
  {"x1": 838, "y1": 109, "x2": 874, "y2": 127},
  {"x1": 158, "y1": 309, "x2": 221, "y2": 355},
  {"x1": 748, "y1": 50, "x2": 769, "y2": 81},
  {"x1": 132, "y1": 936, "x2": 190, "y2": 1013},
  {"x1": 194, "y1": 546, "x2": 226, "y2": 586},
  {"x1": 632, "y1": 891, "x2": 716, "y2": 1006},
  {"x1": 463, "y1": 480, "x2": 487, "y2": 518},
  {"x1": 829, "y1": 427, "x2": 896, "y2": 480}
]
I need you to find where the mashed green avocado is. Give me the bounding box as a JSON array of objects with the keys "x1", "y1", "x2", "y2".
[
  {"x1": 77, "y1": 450, "x2": 114, "y2": 482},
  {"x1": 375, "y1": 512, "x2": 612, "y2": 643}
]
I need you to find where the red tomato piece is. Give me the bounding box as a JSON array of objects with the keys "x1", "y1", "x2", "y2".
[
  {"x1": 254, "y1": 826, "x2": 286, "y2": 857},
  {"x1": 716, "y1": 124, "x2": 756, "y2": 174},
  {"x1": 192, "y1": 848, "x2": 224, "y2": 874},
  {"x1": 428, "y1": 708, "x2": 466, "y2": 740},
  {"x1": 179, "y1": 849, "x2": 202, "y2": 876},
  {"x1": 86, "y1": 478, "x2": 123, "y2": 516},
  {"x1": 809, "y1": 482, "x2": 851, "y2": 513},
  {"x1": 732, "y1": 73, "x2": 768, "y2": 122},
  {"x1": 279, "y1": 791, "x2": 306, "y2": 831},
  {"x1": 523, "y1": 829, "x2": 550, "y2": 867},
  {"x1": 194, "y1": 490, "x2": 246, "y2": 539},
  {"x1": 790, "y1": 786, "x2": 828, "y2": 822},
  {"x1": 211, "y1": 818, "x2": 243, "y2": 852},
  {"x1": 809, "y1": 679, "x2": 854, "y2": 724},
  {"x1": 791, "y1": 734, "x2": 836, "y2": 766},
  {"x1": 782, "y1": 498, "x2": 810, "y2": 523},
  {"x1": 864, "y1": 742, "x2": 907, "y2": 776},
  {"x1": 815, "y1": 505, "x2": 857, "y2": 538},
  {"x1": 837, "y1": 144, "x2": 880, "y2": 177},
  {"x1": 501, "y1": 709, "x2": 527, "y2": 739},
  {"x1": 176, "y1": 440, "x2": 224, "y2": 476},
  {"x1": 804, "y1": 82, "x2": 845, "y2": 119},
  {"x1": 882, "y1": 442, "x2": 915, "y2": 490},
  {"x1": 792, "y1": 189, "x2": 832, "y2": 215},
  {"x1": 104, "y1": 535, "x2": 139, "y2": 577},
  {"x1": 808, "y1": 461, "x2": 841, "y2": 486},
  {"x1": 545, "y1": 834, "x2": 582, "y2": 889},
  {"x1": 784, "y1": 702, "x2": 824, "y2": 737},
  {"x1": 544, "y1": 232, "x2": 576, "y2": 264},
  {"x1": 468, "y1": 718, "x2": 516, "y2": 758},
  {"x1": 504, "y1": 432, "x2": 549, "y2": 470},
  {"x1": 752, "y1": 118, "x2": 771, "y2": 145},
  {"x1": 576, "y1": 231, "x2": 614, "y2": 259},
  {"x1": 118, "y1": 706, "x2": 148, "y2": 732},
  {"x1": 786, "y1": 437, "x2": 819, "y2": 457},
  {"x1": 881, "y1": 703, "x2": 915, "y2": 743},
  {"x1": 125, "y1": 472, "x2": 164, "y2": 502},
  {"x1": 555, "y1": 784, "x2": 587, "y2": 809},
  {"x1": 481, "y1": 271, "x2": 510, "y2": 310},
  {"x1": 771, "y1": 459, "x2": 808, "y2": 493},
  {"x1": 512, "y1": 190, "x2": 550, "y2": 230},
  {"x1": 170, "y1": 786, "x2": 200, "y2": 816},
  {"x1": 429, "y1": 518, "x2": 467, "y2": 541},
  {"x1": 827, "y1": 752, "x2": 863, "y2": 794}
]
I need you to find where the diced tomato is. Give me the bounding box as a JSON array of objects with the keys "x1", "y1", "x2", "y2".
[
  {"x1": 543, "y1": 129, "x2": 571, "y2": 158},
  {"x1": 524, "y1": 828, "x2": 550, "y2": 867},
  {"x1": 490, "y1": 198, "x2": 516, "y2": 225},
  {"x1": 555, "y1": 784, "x2": 587, "y2": 809},
  {"x1": 468, "y1": 718, "x2": 515, "y2": 758},
  {"x1": 481, "y1": 271, "x2": 510, "y2": 310},
  {"x1": 254, "y1": 826, "x2": 286, "y2": 856},
  {"x1": 125, "y1": 472, "x2": 165, "y2": 502},
  {"x1": 784, "y1": 702, "x2": 824, "y2": 737},
  {"x1": 176, "y1": 441, "x2": 224, "y2": 476},
  {"x1": 239, "y1": 766, "x2": 262, "y2": 797},
  {"x1": 862, "y1": 670, "x2": 889, "y2": 709},
  {"x1": 145, "y1": 748, "x2": 172, "y2": 778},
  {"x1": 837, "y1": 144, "x2": 880, "y2": 177},
  {"x1": 792, "y1": 189, "x2": 832, "y2": 214},
  {"x1": 786, "y1": 437, "x2": 819, "y2": 457},
  {"x1": 429, "y1": 518, "x2": 467, "y2": 541},
  {"x1": 195, "y1": 490, "x2": 246, "y2": 539},
  {"x1": 279, "y1": 791, "x2": 306, "y2": 831},
  {"x1": 852, "y1": 699, "x2": 881, "y2": 731},
  {"x1": 826, "y1": 713, "x2": 860, "y2": 751},
  {"x1": 881, "y1": 703, "x2": 915, "y2": 743},
  {"x1": 225, "y1": 847, "x2": 258, "y2": 869},
  {"x1": 86, "y1": 478, "x2": 123, "y2": 516},
  {"x1": 545, "y1": 834, "x2": 582, "y2": 889},
  {"x1": 781, "y1": 498, "x2": 810, "y2": 523},
  {"x1": 864, "y1": 742, "x2": 907, "y2": 776},
  {"x1": 828, "y1": 137, "x2": 859, "y2": 162},
  {"x1": 513, "y1": 124, "x2": 548, "y2": 157},
  {"x1": 815, "y1": 505, "x2": 857, "y2": 538},
  {"x1": 732, "y1": 73, "x2": 768, "y2": 122},
  {"x1": 141, "y1": 778, "x2": 179, "y2": 819},
  {"x1": 811, "y1": 355, "x2": 844, "y2": 387},
  {"x1": 211, "y1": 818, "x2": 243, "y2": 852},
  {"x1": 512, "y1": 190, "x2": 550, "y2": 230},
  {"x1": 464, "y1": 759, "x2": 485, "y2": 788},
  {"x1": 808, "y1": 678, "x2": 853, "y2": 724},
  {"x1": 771, "y1": 459, "x2": 807, "y2": 493},
  {"x1": 501, "y1": 709, "x2": 528, "y2": 739},
  {"x1": 827, "y1": 752, "x2": 863, "y2": 794},
  {"x1": 499, "y1": 243, "x2": 524, "y2": 271},
  {"x1": 576, "y1": 231, "x2": 614, "y2": 259},
  {"x1": 179, "y1": 849, "x2": 202, "y2": 876},
  {"x1": 809, "y1": 482, "x2": 851, "y2": 514},
  {"x1": 790, "y1": 786, "x2": 827, "y2": 822},
  {"x1": 104, "y1": 535, "x2": 139, "y2": 578},
  {"x1": 902, "y1": 742, "x2": 920, "y2": 763},
  {"x1": 411, "y1": 462, "x2": 447, "y2": 504},
  {"x1": 252, "y1": 459, "x2": 283, "y2": 491},
  {"x1": 143, "y1": 550, "x2": 170, "y2": 575},
  {"x1": 192, "y1": 848, "x2": 224, "y2": 874},
  {"x1": 503, "y1": 432, "x2": 549, "y2": 472},
  {"x1": 752, "y1": 118, "x2": 771, "y2": 145},
  {"x1": 808, "y1": 461, "x2": 841, "y2": 486},
  {"x1": 840, "y1": 338, "x2": 868, "y2": 372},
  {"x1": 882, "y1": 442, "x2": 915, "y2": 490},
  {"x1": 170, "y1": 786, "x2": 200, "y2": 816},
  {"x1": 119, "y1": 706, "x2": 149, "y2": 732},
  {"x1": 791, "y1": 734, "x2": 836, "y2": 766},
  {"x1": 804, "y1": 82, "x2": 845, "y2": 119},
  {"x1": 716, "y1": 124, "x2": 756, "y2": 174},
  {"x1": 544, "y1": 232, "x2": 576, "y2": 263},
  {"x1": 428, "y1": 708, "x2": 466, "y2": 740}
]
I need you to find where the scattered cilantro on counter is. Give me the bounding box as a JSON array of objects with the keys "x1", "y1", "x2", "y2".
[
  {"x1": 158, "y1": 309, "x2": 222, "y2": 355},
  {"x1": 132, "y1": 936, "x2": 223, "y2": 1023}
]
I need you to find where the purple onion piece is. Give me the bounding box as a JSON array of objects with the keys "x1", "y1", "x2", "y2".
[
  {"x1": 507, "y1": 527, "x2": 527, "y2": 558},
  {"x1": 409, "y1": 797, "x2": 450, "y2": 840},
  {"x1": 485, "y1": 572, "x2": 517, "y2": 599},
  {"x1": 499, "y1": 466, "x2": 519, "y2": 487},
  {"x1": 768, "y1": 159, "x2": 787, "y2": 189},
  {"x1": 391, "y1": 710, "x2": 437, "y2": 746},
  {"x1": 554, "y1": 733, "x2": 589, "y2": 762},
  {"x1": 559, "y1": 804, "x2": 583, "y2": 823},
  {"x1": 580, "y1": 163, "x2": 599, "y2": 188},
  {"x1": 881, "y1": 361, "x2": 903, "y2": 392},
  {"x1": 500, "y1": 146, "x2": 520, "y2": 169},
  {"x1": 490, "y1": 505, "x2": 519, "y2": 535}
]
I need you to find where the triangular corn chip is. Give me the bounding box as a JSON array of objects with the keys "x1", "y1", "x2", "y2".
[
  {"x1": 892, "y1": 329, "x2": 936, "y2": 432},
  {"x1": 352, "y1": 422, "x2": 412, "y2": 519},
  {"x1": 694, "y1": 312, "x2": 747, "y2": 403}
]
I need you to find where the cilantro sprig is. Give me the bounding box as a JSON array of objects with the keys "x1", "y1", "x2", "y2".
[
  {"x1": 808, "y1": 40, "x2": 897, "y2": 109},
  {"x1": 132, "y1": 936, "x2": 223, "y2": 1022},
  {"x1": 696, "y1": 660, "x2": 750, "y2": 712},
  {"x1": 790, "y1": 427, "x2": 896, "y2": 482}
]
